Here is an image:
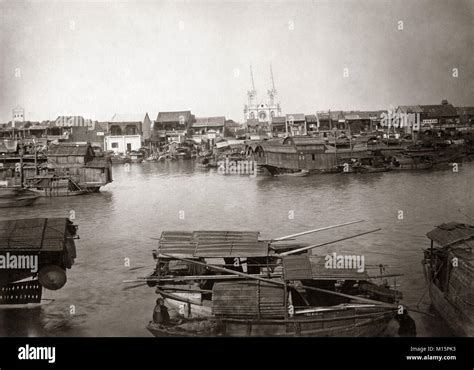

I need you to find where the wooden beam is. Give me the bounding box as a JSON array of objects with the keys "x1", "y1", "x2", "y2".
[
  {"x1": 279, "y1": 228, "x2": 381, "y2": 256},
  {"x1": 272, "y1": 220, "x2": 365, "y2": 242},
  {"x1": 160, "y1": 253, "x2": 396, "y2": 308}
]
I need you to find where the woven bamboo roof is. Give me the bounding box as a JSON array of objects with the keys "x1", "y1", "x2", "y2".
[
  {"x1": 426, "y1": 223, "x2": 474, "y2": 248},
  {"x1": 0, "y1": 218, "x2": 75, "y2": 252},
  {"x1": 158, "y1": 230, "x2": 270, "y2": 257}
]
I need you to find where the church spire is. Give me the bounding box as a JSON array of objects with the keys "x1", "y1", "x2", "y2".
[
  {"x1": 247, "y1": 65, "x2": 257, "y2": 105},
  {"x1": 267, "y1": 64, "x2": 277, "y2": 104}
]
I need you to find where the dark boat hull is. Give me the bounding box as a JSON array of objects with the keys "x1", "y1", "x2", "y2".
[
  {"x1": 423, "y1": 264, "x2": 474, "y2": 336},
  {"x1": 147, "y1": 309, "x2": 396, "y2": 337}
]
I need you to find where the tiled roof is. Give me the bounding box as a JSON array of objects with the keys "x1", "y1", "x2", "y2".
[
  {"x1": 344, "y1": 114, "x2": 361, "y2": 120},
  {"x1": 420, "y1": 104, "x2": 458, "y2": 118},
  {"x1": 397, "y1": 106, "x2": 423, "y2": 114},
  {"x1": 109, "y1": 113, "x2": 147, "y2": 123},
  {"x1": 47, "y1": 143, "x2": 93, "y2": 156},
  {"x1": 305, "y1": 115, "x2": 318, "y2": 123},
  {"x1": 156, "y1": 111, "x2": 191, "y2": 123},
  {"x1": 456, "y1": 107, "x2": 474, "y2": 115},
  {"x1": 192, "y1": 116, "x2": 226, "y2": 128},
  {"x1": 286, "y1": 114, "x2": 306, "y2": 122},
  {"x1": 317, "y1": 111, "x2": 344, "y2": 121},
  {"x1": 271, "y1": 116, "x2": 286, "y2": 124}
]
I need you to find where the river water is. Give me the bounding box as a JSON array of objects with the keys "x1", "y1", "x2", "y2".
[{"x1": 1, "y1": 160, "x2": 473, "y2": 336}]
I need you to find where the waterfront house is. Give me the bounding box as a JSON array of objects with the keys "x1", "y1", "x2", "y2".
[
  {"x1": 286, "y1": 114, "x2": 307, "y2": 136},
  {"x1": 190, "y1": 116, "x2": 225, "y2": 144},
  {"x1": 456, "y1": 107, "x2": 474, "y2": 129},
  {"x1": 305, "y1": 115, "x2": 319, "y2": 135},
  {"x1": 104, "y1": 113, "x2": 152, "y2": 154},
  {"x1": 65, "y1": 122, "x2": 107, "y2": 150},
  {"x1": 316, "y1": 111, "x2": 346, "y2": 131},
  {"x1": 270, "y1": 116, "x2": 287, "y2": 137},
  {"x1": 39, "y1": 143, "x2": 112, "y2": 190},
  {"x1": 419, "y1": 100, "x2": 459, "y2": 131},
  {"x1": 153, "y1": 111, "x2": 193, "y2": 147}
]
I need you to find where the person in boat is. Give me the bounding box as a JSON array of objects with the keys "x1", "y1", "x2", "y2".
[
  {"x1": 152, "y1": 298, "x2": 170, "y2": 326},
  {"x1": 395, "y1": 308, "x2": 417, "y2": 337}
]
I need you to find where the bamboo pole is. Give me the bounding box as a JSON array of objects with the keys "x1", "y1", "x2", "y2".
[
  {"x1": 123, "y1": 272, "x2": 283, "y2": 283},
  {"x1": 279, "y1": 228, "x2": 381, "y2": 256},
  {"x1": 272, "y1": 219, "x2": 365, "y2": 242},
  {"x1": 157, "y1": 289, "x2": 203, "y2": 306},
  {"x1": 160, "y1": 253, "x2": 283, "y2": 286},
  {"x1": 160, "y1": 253, "x2": 395, "y2": 307}
]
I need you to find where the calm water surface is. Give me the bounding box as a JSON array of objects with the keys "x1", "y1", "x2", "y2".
[{"x1": 1, "y1": 160, "x2": 473, "y2": 336}]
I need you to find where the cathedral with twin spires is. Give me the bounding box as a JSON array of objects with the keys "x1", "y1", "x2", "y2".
[{"x1": 243, "y1": 66, "x2": 282, "y2": 124}]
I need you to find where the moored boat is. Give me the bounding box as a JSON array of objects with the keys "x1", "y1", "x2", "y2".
[
  {"x1": 390, "y1": 153, "x2": 433, "y2": 170},
  {"x1": 25, "y1": 175, "x2": 87, "y2": 196},
  {"x1": 129, "y1": 151, "x2": 144, "y2": 163},
  {"x1": 128, "y1": 222, "x2": 412, "y2": 337},
  {"x1": 0, "y1": 188, "x2": 38, "y2": 208},
  {"x1": 0, "y1": 218, "x2": 79, "y2": 305},
  {"x1": 422, "y1": 222, "x2": 474, "y2": 336}
]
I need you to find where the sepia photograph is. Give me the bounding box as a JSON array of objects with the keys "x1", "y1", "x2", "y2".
[{"x1": 0, "y1": 0, "x2": 473, "y2": 368}]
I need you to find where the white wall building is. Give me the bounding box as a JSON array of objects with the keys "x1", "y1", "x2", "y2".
[{"x1": 104, "y1": 134, "x2": 142, "y2": 154}]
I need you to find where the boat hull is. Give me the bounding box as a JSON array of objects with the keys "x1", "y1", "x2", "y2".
[
  {"x1": 0, "y1": 197, "x2": 37, "y2": 208},
  {"x1": 148, "y1": 301, "x2": 396, "y2": 337},
  {"x1": 147, "y1": 310, "x2": 396, "y2": 337},
  {"x1": 29, "y1": 189, "x2": 87, "y2": 197},
  {"x1": 424, "y1": 265, "x2": 474, "y2": 336}
]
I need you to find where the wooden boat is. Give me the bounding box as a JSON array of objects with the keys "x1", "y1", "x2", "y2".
[
  {"x1": 339, "y1": 156, "x2": 390, "y2": 174},
  {"x1": 25, "y1": 175, "x2": 87, "y2": 196},
  {"x1": 176, "y1": 148, "x2": 192, "y2": 160},
  {"x1": 129, "y1": 151, "x2": 144, "y2": 163},
  {"x1": 274, "y1": 169, "x2": 310, "y2": 177},
  {"x1": 0, "y1": 218, "x2": 78, "y2": 305},
  {"x1": 110, "y1": 155, "x2": 131, "y2": 164},
  {"x1": 0, "y1": 188, "x2": 38, "y2": 208},
  {"x1": 129, "y1": 222, "x2": 410, "y2": 337},
  {"x1": 197, "y1": 154, "x2": 218, "y2": 168},
  {"x1": 390, "y1": 153, "x2": 433, "y2": 170},
  {"x1": 422, "y1": 222, "x2": 474, "y2": 336}
]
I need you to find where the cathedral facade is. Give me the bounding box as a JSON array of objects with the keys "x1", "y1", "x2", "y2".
[{"x1": 243, "y1": 66, "x2": 282, "y2": 124}]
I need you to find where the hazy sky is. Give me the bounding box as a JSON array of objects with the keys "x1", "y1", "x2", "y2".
[{"x1": 0, "y1": 0, "x2": 473, "y2": 123}]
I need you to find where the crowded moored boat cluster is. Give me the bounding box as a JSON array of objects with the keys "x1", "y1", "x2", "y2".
[{"x1": 1, "y1": 98, "x2": 474, "y2": 193}]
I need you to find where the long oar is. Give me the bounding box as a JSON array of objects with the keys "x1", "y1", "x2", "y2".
[
  {"x1": 279, "y1": 228, "x2": 381, "y2": 256},
  {"x1": 272, "y1": 220, "x2": 365, "y2": 242},
  {"x1": 160, "y1": 253, "x2": 394, "y2": 307}
]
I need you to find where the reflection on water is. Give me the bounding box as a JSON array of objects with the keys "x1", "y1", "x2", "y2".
[{"x1": 1, "y1": 160, "x2": 472, "y2": 336}]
